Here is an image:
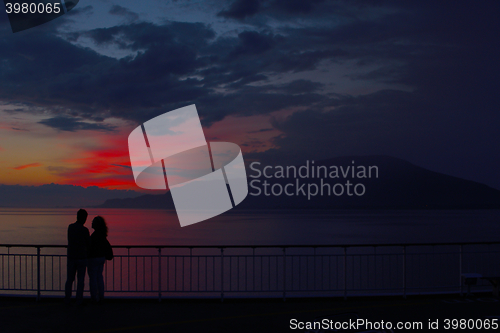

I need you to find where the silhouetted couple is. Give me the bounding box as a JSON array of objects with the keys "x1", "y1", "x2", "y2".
[{"x1": 65, "y1": 209, "x2": 113, "y2": 305}]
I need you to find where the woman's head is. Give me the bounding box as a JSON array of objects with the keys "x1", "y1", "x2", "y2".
[{"x1": 92, "y1": 216, "x2": 108, "y2": 236}]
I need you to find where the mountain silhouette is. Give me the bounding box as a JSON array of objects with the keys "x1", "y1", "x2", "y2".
[
  {"x1": 0, "y1": 184, "x2": 141, "y2": 208},
  {"x1": 99, "y1": 156, "x2": 500, "y2": 210}
]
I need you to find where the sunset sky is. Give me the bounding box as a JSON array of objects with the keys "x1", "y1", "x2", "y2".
[{"x1": 0, "y1": 0, "x2": 499, "y2": 191}]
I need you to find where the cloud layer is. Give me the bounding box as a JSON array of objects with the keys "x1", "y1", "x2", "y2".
[{"x1": 0, "y1": 0, "x2": 499, "y2": 188}]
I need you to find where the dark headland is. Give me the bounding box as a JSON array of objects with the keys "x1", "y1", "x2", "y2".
[{"x1": 99, "y1": 156, "x2": 500, "y2": 210}]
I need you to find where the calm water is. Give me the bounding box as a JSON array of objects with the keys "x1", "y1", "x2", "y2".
[
  {"x1": 1, "y1": 208, "x2": 499, "y2": 298},
  {"x1": 0, "y1": 208, "x2": 499, "y2": 246}
]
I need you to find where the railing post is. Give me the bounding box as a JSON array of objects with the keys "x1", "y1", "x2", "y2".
[
  {"x1": 313, "y1": 247, "x2": 316, "y2": 291},
  {"x1": 459, "y1": 244, "x2": 463, "y2": 296},
  {"x1": 127, "y1": 247, "x2": 130, "y2": 292},
  {"x1": 7, "y1": 246, "x2": 10, "y2": 290},
  {"x1": 343, "y1": 247, "x2": 347, "y2": 300},
  {"x1": 36, "y1": 246, "x2": 41, "y2": 301},
  {"x1": 282, "y1": 247, "x2": 286, "y2": 302},
  {"x1": 190, "y1": 247, "x2": 193, "y2": 292},
  {"x1": 252, "y1": 247, "x2": 255, "y2": 292},
  {"x1": 403, "y1": 245, "x2": 406, "y2": 299},
  {"x1": 221, "y1": 248, "x2": 224, "y2": 302},
  {"x1": 374, "y1": 246, "x2": 377, "y2": 288},
  {"x1": 158, "y1": 247, "x2": 162, "y2": 302}
]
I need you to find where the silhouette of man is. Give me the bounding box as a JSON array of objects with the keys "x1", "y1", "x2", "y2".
[{"x1": 65, "y1": 209, "x2": 90, "y2": 304}]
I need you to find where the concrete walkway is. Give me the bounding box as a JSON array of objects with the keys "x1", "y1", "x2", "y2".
[{"x1": 0, "y1": 294, "x2": 499, "y2": 332}]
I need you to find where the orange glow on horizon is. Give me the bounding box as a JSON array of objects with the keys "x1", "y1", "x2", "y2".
[{"x1": 0, "y1": 108, "x2": 283, "y2": 190}]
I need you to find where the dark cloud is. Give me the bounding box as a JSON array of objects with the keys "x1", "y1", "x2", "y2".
[
  {"x1": 247, "y1": 128, "x2": 273, "y2": 133},
  {"x1": 218, "y1": 0, "x2": 260, "y2": 19},
  {"x1": 271, "y1": 0, "x2": 326, "y2": 14},
  {"x1": 241, "y1": 139, "x2": 265, "y2": 148},
  {"x1": 0, "y1": 6, "x2": 9, "y2": 25},
  {"x1": 235, "y1": 1, "x2": 500, "y2": 189},
  {"x1": 253, "y1": 81, "x2": 500, "y2": 187},
  {"x1": 217, "y1": 0, "x2": 327, "y2": 20},
  {"x1": 38, "y1": 116, "x2": 116, "y2": 132},
  {"x1": 0, "y1": 1, "x2": 499, "y2": 189},
  {"x1": 228, "y1": 30, "x2": 277, "y2": 59},
  {"x1": 197, "y1": 84, "x2": 326, "y2": 124},
  {"x1": 277, "y1": 80, "x2": 324, "y2": 94},
  {"x1": 226, "y1": 74, "x2": 268, "y2": 89},
  {"x1": 109, "y1": 5, "x2": 139, "y2": 22},
  {"x1": 0, "y1": 19, "x2": 333, "y2": 125}
]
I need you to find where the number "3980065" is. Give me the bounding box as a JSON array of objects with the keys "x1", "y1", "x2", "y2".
[{"x1": 5, "y1": 2, "x2": 61, "y2": 14}]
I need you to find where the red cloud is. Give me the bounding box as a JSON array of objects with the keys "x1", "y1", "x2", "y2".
[
  {"x1": 12, "y1": 162, "x2": 42, "y2": 170},
  {"x1": 67, "y1": 176, "x2": 136, "y2": 189},
  {"x1": 57, "y1": 140, "x2": 137, "y2": 189}
]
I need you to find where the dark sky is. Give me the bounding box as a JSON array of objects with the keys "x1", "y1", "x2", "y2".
[{"x1": 0, "y1": 0, "x2": 499, "y2": 190}]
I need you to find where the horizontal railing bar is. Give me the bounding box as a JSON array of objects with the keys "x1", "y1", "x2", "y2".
[
  {"x1": 1, "y1": 241, "x2": 498, "y2": 300},
  {"x1": 0, "y1": 241, "x2": 499, "y2": 249}
]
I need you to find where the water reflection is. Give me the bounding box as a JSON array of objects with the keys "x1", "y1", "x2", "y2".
[{"x1": 0, "y1": 208, "x2": 500, "y2": 246}]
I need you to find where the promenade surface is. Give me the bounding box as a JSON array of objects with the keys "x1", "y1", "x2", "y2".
[{"x1": 0, "y1": 294, "x2": 499, "y2": 333}]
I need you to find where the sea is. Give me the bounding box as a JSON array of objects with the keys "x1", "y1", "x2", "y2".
[
  {"x1": 1, "y1": 208, "x2": 499, "y2": 246},
  {"x1": 1, "y1": 208, "x2": 499, "y2": 298}
]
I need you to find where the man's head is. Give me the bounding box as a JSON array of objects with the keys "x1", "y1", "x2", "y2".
[{"x1": 76, "y1": 209, "x2": 88, "y2": 224}]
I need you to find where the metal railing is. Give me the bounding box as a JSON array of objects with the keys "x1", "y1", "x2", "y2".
[{"x1": 0, "y1": 242, "x2": 499, "y2": 300}]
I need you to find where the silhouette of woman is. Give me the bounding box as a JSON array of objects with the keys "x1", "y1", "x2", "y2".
[{"x1": 88, "y1": 216, "x2": 111, "y2": 303}]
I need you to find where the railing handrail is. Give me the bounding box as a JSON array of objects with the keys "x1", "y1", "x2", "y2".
[
  {"x1": 1, "y1": 241, "x2": 499, "y2": 300},
  {"x1": 0, "y1": 241, "x2": 499, "y2": 249}
]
